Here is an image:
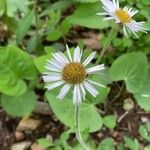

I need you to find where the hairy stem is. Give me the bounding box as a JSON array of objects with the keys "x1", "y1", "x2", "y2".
[
  {"x1": 75, "y1": 104, "x2": 89, "y2": 150},
  {"x1": 96, "y1": 26, "x2": 118, "y2": 65}
]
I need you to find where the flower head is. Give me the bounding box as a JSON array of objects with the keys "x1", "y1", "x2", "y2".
[
  {"x1": 43, "y1": 45, "x2": 105, "y2": 105},
  {"x1": 97, "y1": 0, "x2": 148, "y2": 38}
]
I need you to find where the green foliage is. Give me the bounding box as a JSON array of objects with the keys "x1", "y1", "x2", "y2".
[
  {"x1": 34, "y1": 54, "x2": 52, "y2": 73},
  {"x1": 98, "y1": 138, "x2": 115, "y2": 150},
  {"x1": 0, "y1": 0, "x2": 29, "y2": 17},
  {"x1": 46, "y1": 91, "x2": 103, "y2": 132},
  {"x1": 103, "y1": 115, "x2": 116, "y2": 129},
  {"x1": 16, "y1": 10, "x2": 34, "y2": 44},
  {"x1": 37, "y1": 138, "x2": 53, "y2": 149},
  {"x1": 1, "y1": 0, "x2": 150, "y2": 149},
  {"x1": 134, "y1": 70, "x2": 150, "y2": 111},
  {"x1": 123, "y1": 136, "x2": 139, "y2": 150},
  {"x1": 139, "y1": 122, "x2": 150, "y2": 142},
  {"x1": 0, "y1": 0, "x2": 5, "y2": 16},
  {"x1": 67, "y1": 2, "x2": 109, "y2": 29},
  {"x1": 0, "y1": 46, "x2": 37, "y2": 96},
  {"x1": 145, "y1": 145, "x2": 150, "y2": 150},
  {"x1": 1, "y1": 90, "x2": 37, "y2": 117},
  {"x1": 109, "y1": 52, "x2": 149, "y2": 93}
]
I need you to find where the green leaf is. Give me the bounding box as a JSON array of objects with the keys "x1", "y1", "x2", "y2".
[
  {"x1": 46, "y1": 91, "x2": 103, "y2": 132},
  {"x1": 0, "y1": 0, "x2": 5, "y2": 16},
  {"x1": 139, "y1": 123, "x2": 150, "y2": 142},
  {"x1": 34, "y1": 54, "x2": 53, "y2": 73},
  {"x1": 27, "y1": 35, "x2": 39, "y2": 53},
  {"x1": 103, "y1": 115, "x2": 116, "y2": 129},
  {"x1": 47, "y1": 28, "x2": 62, "y2": 41},
  {"x1": 1, "y1": 90, "x2": 37, "y2": 117},
  {"x1": 6, "y1": 0, "x2": 29, "y2": 17},
  {"x1": 134, "y1": 94, "x2": 150, "y2": 111},
  {"x1": 39, "y1": 0, "x2": 76, "y2": 17},
  {"x1": 0, "y1": 46, "x2": 37, "y2": 96},
  {"x1": 37, "y1": 138, "x2": 53, "y2": 149},
  {"x1": 86, "y1": 74, "x2": 110, "y2": 105},
  {"x1": 98, "y1": 138, "x2": 114, "y2": 150},
  {"x1": 133, "y1": 70, "x2": 150, "y2": 111},
  {"x1": 67, "y1": 2, "x2": 109, "y2": 29},
  {"x1": 109, "y1": 52, "x2": 149, "y2": 93},
  {"x1": 145, "y1": 145, "x2": 150, "y2": 150},
  {"x1": 123, "y1": 136, "x2": 139, "y2": 150},
  {"x1": 16, "y1": 10, "x2": 34, "y2": 44}
]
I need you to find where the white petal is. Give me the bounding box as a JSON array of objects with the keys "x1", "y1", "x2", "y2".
[
  {"x1": 123, "y1": 25, "x2": 128, "y2": 37},
  {"x1": 66, "y1": 45, "x2": 72, "y2": 62},
  {"x1": 76, "y1": 85, "x2": 82, "y2": 105},
  {"x1": 83, "y1": 52, "x2": 96, "y2": 66},
  {"x1": 83, "y1": 81, "x2": 99, "y2": 97},
  {"x1": 87, "y1": 79, "x2": 106, "y2": 88},
  {"x1": 73, "y1": 46, "x2": 81, "y2": 62},
  {"x1": 86, "y1": 64, "x2": 105, "y2": 74},
  {"x1": 43, "y1": 72, "x2": 61, "y2": 75},
  {"x1": 45, "y1": 64, "x2": 61, "y2": 72},
  {"x1": 80, "y1": 84, "x2": 86, "y2": 101},
  {"x1": 73, "y1": 85, "x2": 77, "y2": 104},
  {"x1": 47, "y1": 59, "x2": 63, "y2": 70},
  {"x1": 46, "y1": 80, "x2": 64, "y2": 90},
  {"x1": 96, "y1": 12, "x2": 109, "y2": 16},
  {"x1": 52, "y1": 52, "x2": 69, "y2": 65},
  {"x1": 43, "y1": 74, "x2": 62, "y2": 82},
  {"x1": 103, "y1": 17, "x2": 114, "y2": 21},
  {"x1": 57, "y1": 84, "x2": 71, "y2": 100}
]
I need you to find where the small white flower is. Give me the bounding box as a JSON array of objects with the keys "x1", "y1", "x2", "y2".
[
  {"x1": 43, "y1": 45, "x2": 105, "y2": 105},
  {"x1": 97, "y1": 0, "x2": 148, "y2": 38}
]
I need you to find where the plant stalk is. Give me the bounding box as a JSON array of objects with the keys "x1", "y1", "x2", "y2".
[
  {"x1": 96, "y1": 26, "x2": 118, "y2": 65},
  {"x1": 75, "y1": 104, "x2": 89, "y2": 150}
]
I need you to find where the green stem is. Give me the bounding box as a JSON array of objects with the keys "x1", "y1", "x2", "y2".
[
  {"x1": 75, "y1": 105, "x2": 89, "y2": 150},
  {"x1": 96, "y1": 26, "x2": 118, "y2": 65}
]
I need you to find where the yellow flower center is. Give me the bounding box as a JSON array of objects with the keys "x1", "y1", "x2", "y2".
[
  {"x1": 62, "y1": 62, "x2": 86, "y2": 84},
  {"x1": 115, "y1": 9, "x2": 132, "y2": 23}
]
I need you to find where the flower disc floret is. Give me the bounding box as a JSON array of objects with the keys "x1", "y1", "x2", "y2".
[
  {"x1": 115, "y1": 9, "x2": 132, "y2": 23},
  {"x1": 62, "y1": 62, "x2": 86, "y2": 84}
]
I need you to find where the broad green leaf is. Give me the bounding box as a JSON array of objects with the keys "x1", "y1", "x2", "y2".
[
  {"x1": 103, "y1": 115, "x2": 116, "y2": 129},
  {"x1": 47, "y1": 28, "x2": 62, "y2": 41},
  {"x1": 145, "y1": 145, "x2": 150, "y2": 150},
  {"x1": 39, "y1": 0, "x2": 76, "y2": 17},
  {"x1": 109, "y1": 52, "x2": 149, "y2": 93},
  {"x1": 34, "y1": 55, "x2": 52, "y2": 73},
  {"x1": 98, "y1": 138, "x2": 114, "y2": 150},
  {"x1": 86, "y1": 74, "x2": 110, "y2": 105},
  {"x1": 46, "y1": 91, "x2": 103, "y2": 132},
  {"x1": 27, "y1": 35, "x2": 39, "y2": 53},
  {"x1": 139, "y1": 123, "x2": 150, "y2": 142},
  {"x1": 6, "y1": 0, "x2": 29, "y2": 17},
  {"x1": 141, "y1": 0, "x2": 150, "y2": 5},
  {"x1": 0, "y1": 0, "x2": 5, "y2": 16},
  {"x1": 16, "y1": 10, "x2": 34, "y2": 44},
  {"x1": 37, "y1": 138, "x2": 53, "y2": 149},
  {"x1": 134, "y1": 94, "x2": 150, "y2": 111},
  {"x1": 123, "y1": 136, "x2": 139, "y2": 150},
  {"x1": 134, "y1": 70, "x2": 150, "y2": 111},
  {"x1": 0, "y1": 46, "x2": 37, "y2": 96},
  {"x1": 67, "y1": 2, "x2": 109, "y2": 29},
  {"x1": 1, "y1": 90, "x2": 37, "y2": 117},
  {"x1": 136, "y1": 70, "x2": 150, "y2": 97}
]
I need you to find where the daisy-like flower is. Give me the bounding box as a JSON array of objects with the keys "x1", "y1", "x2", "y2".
[
  {"x1": 43, "y1": 45, "x2": 105, "y2": 105},
  {"x1": 97, "y1": 0, "x2": 148, "y2": 38}
]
